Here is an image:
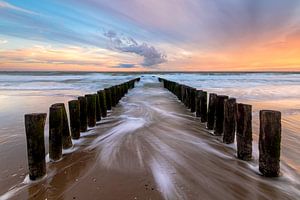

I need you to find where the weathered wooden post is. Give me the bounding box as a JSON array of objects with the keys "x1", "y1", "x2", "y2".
[
  {"x1": 105, "y1": 88, "x2": 112, "y2": 110},
  {"x1": 223, "y1": 98, "x2": 236, "y2": 144},
  {"x1": 49, "y1": 104, "x2": 63, "y2": 161},
  {"x1": 207, "y1": 93, "x2": 217, "y2": 130},
  {"x1": 24, "y1": 113, "x2": 47, "y2": 180},
  {"x1": 214, "y1": 95, "x2": 229, "y2": 135},
  {"x1": 124, "y1": 83, "x2": 129, "y2": 94},
  {"x1": 190, "y1": 88, "x2": 196, "y2": 113},
  {"x1": 52, "y1": 103, "x2": 73, "y2": 149},
  {"x1": 181, "y1": 85, "x2": 186, "y2": 104},
  {"x1": 120, "y1": 85, "x2": 124, "y2": 98},
  {"x1": 236, "y1": 103, "x2": 252, "y2": 161},
  {"x1": 195, "y1": 90, "x2": 202, "y2": 117},
  {"x1": 177, "y1": 84, "x2": 182, "y2": 101},
  {"x1": 78, "y1": 96, "x2": 88, "y2": 132},
  {"x1": 98, "y1": 90, "x2": 107, "y2": 117},
  {"x1": 95, "y1": 94, "x2": 102, "y2": 121},
  {"x1": 185, "y1": 87, "x2": 191, "y2": 108},
  {"x1": 116, "y1": 85, "x2": 121, "y2": 104},
  {"x1": 200, "y1": 91, "x2": 208, "y2": 123},
  {"x1": 259, "y1": 110, "x2": 281, "y2": 177},
  {"x1": 111, "y1": 86, "x2": 117, "y2": 107},
  {"x1": 85, "y1": 94, "x2": 96, "y2": 127},
  {"x1": 68, "y1": 100, "x2": 80, "y2": 139}
]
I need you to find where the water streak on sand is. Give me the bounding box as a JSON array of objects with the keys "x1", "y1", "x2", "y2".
[{"x1": 78, "y1": 76, "x2": 300, "y2": 199}]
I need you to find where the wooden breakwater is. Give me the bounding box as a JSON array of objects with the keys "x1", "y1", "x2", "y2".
[
  {"x1": 158, "y1": 77, "x2": 281, "y2": 178},
  {"x1": 24, "y1": 78, "x2": 140, "y2": 181}
]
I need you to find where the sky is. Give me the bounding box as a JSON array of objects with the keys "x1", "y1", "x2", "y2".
[{"x1": 0, "y1": 0, "x2": 300, "y2": 71}]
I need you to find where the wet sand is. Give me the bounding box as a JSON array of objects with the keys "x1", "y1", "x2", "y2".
[{"x1": 1, "y1": 76, "x2": 300, "y2": 200}]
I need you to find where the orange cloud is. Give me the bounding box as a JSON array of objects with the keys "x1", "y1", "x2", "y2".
[
  {"x1": 0, "y1": 45, "x2": 145, "y2": 71},
  {"x1": 164, "y1": 33, "x2": 300, "y2": 72}
]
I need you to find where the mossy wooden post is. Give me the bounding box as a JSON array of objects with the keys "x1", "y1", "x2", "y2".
[
  {"x1": 190, "y1": 88, "x2": 196, "y2": 113},
  {"x1": 124, "y1": 83, "x2": 129, "y2": 94},
  {"x1": 121, "y1": 84, "x2": 125, "y2": 97},
  {"x1": 105, "y1": 88, "x2": 112, "y2": 110},
  {"x1": 52, "y1": 103, "x2": 73, "y2": 149},
  {"x1": 236, "y1": 103, "x2": 252, "y2": 161},
  {"x1": 95, "y1": 94, "x2": 101, "y2": 122},
  {"x1": 214, "y1": 95, "x2": 229, "y2": 135},
  {"x1": 49, "y1": 104, "x2": 63, "y2": 161},
  {"x1": 223, "y1": 98, "x2": 236, "y2": 144},
  {"x1": 78, "y1": 96, "x2": 88, "y2": 132},
  {"x1": 68, "y1": 100, "x2": 80, "y2": 139},
  {"x1": 85, "y1": 94, "x2": 96, "y2": 127},
  {"x1": 207, "y1": 93, "x2": 217, "y2": 130},
  {"x1": 98, "y1": 90, "x2": 107, "y2": 117},
  {"x1": 200, "y1": 91, "x2": 208, "y2": 123},
  {"x1": 24, "y1": 113, "x2": 47, "y2": 180},
  {"x1": 196, "y1": 90, "x2": 202, "y2": 117},
  {"x1": 119, "y1": 85, "x2": 122, "y2": 98},
  {"x1": 259, "y1": 110, "x2": 281, "y2": 177}
]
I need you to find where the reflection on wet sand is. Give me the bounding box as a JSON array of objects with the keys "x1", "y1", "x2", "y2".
[{"x1": 2, "y1": 76, "x2": 300, "y2": 200}]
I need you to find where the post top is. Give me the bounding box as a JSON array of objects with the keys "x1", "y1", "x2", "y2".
[{"x1": 25, "y1": 113, "x2": 47, "y2": 117}]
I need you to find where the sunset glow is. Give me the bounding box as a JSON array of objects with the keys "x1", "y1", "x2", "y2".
[{"x1": 1, "y1": 0, "x2": 300, "y2": 71}]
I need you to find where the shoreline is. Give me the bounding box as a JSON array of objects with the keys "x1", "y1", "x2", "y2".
[{"x1": 1, "y1": 77, "x2": 300, "y2": 199}]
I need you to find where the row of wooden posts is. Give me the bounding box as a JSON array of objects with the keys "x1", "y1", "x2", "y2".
[
  {"x1": 158, "y1": 77, "x2": 281, "y2": 178},
  {"x1": 24, "y1": 78, "x2": 141, "y2": 181}
]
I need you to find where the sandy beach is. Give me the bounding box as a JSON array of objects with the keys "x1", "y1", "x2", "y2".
[{"x1": 1, "y1": 75, "x2": 299, "y2": 200}]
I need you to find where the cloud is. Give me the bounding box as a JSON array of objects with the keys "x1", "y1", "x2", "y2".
[
  {"x1": 0, "y1": 39, "x2": 7, "y2": 44},
  {"x1": 112, "y1": 63, "x2": 136, "y2": 68},
  {"x1": 104, "y1": 30, "x2": 167, "y2": 67},
  {"x1": 0, "y1": 0, "x2": 36, "y2": 15},
  {"x1": 79, "y1": 0, "x2": 300, "y2": 49}
]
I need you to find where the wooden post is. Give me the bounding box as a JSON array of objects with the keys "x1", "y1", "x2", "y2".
[
  {"x1": 111, "y1": 86, "x2": 117, "y2": 107},
  {"x1": 236, "y1": 103, "x2": 252, "y2": 161},
  {"x1": 177, "y1": 84, "x2": 182, "y2": 101},
  {"x1": 190, "y1": 88, "x2": 196, "y2": 113},
  {"x1": 85, "y1": 94, "x2": 96, "y2": 127},
  {"x1": 105, "y1": 88, "x2": 112, "y2": 110},
  {"x1": 95, "y1": 94, "x2": 102, "y2": 121},
  {"x1": 181, "y1": 85, "x2": 186, "y2": 104},
  {"x1": 124, "y1": 83, "x2": 129, "y2": 94},
  {"x1": 214, "y1": 95, "x2": 229, "y2": 135},
  {"x1": 207, "y1": 93, "x2": 217, "y2": 130},
  {"x1": 195, "y1": 90, "x2": 202, "y2": 117},
  {"x1": 186, "y1": 87, "x2": 191, "y2": 108},
  {"x1": 200, "y1": 91, "x2": 208, "y2": 123},
  {"x1": 51, "y1": 103, "x2": 73, "y2": 149},
  {"x1": 116, "y1": 85, "x2": 121, "y2": 104},
  {"x1": 68, "y1": 100, "x2": 80, "y2": 139},
  {"x1": 49, "y1": 104, "x2": 63, "y2": 161},
  {"x1": 98, "y1": 90, "x2": 107, "y2": 117},
  {"x1": 259, "y1": 110, "x2": 281, "y2": 177},
  {"x1": 223, "y1": 98, "x2": 236, "y2": 144},
  {"x1": 78, "y1": 96, "x2": 88, "y2": 132},
  {"x1": 24, "y1": 113, "x2": 47, "y2": 180}
]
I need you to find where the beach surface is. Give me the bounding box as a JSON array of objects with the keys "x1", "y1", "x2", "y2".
[{"x1": 1, "y1": 75, "x2": 300, "y2": 200}]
